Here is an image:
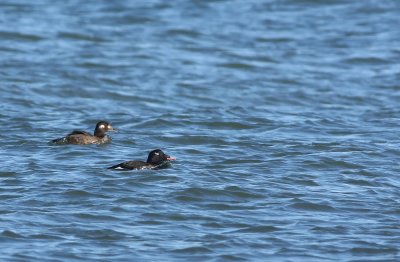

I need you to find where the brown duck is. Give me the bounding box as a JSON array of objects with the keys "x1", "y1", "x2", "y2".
[{"x1": 51, "y1": 121, "x2": 116, "y2": 145}]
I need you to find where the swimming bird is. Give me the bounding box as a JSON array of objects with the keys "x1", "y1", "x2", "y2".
[
  {"x1": 51, "y1": 121, "x2": 116, "y2": 145},
  {"x1": 108, "y1": 149, "x2": 176, "y2": 170}
]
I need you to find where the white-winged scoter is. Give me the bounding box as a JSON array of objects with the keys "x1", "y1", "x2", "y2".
[
  {"x1": 51, "y1": 121, "x2": 116, "y2": 145},
  {"x1": 108, "y1": 149, "x2": 176, "y2": 170}
]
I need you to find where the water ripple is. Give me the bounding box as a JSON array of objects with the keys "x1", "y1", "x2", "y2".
[{"x1": 0, "y1": 0, "x2": 399, "y2": 261}]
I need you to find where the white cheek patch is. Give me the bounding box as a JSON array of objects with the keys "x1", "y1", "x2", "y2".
[{"x1": 99, "y1": 124, "x2": 105, "y2": 129}]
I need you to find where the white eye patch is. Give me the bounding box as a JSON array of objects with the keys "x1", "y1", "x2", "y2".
[
  {"x1": 155, "y1": 152, "x2": 160, "y2": 156},
  {"x1": 99, "y1": 124, "x2": 105, "y2": 129}
]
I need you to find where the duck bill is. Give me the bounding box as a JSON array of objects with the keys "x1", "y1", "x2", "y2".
[
  {"x1": 108, "y1": 125, "x2": 117, "y2": 132},
  {"x1": 166, "y1": 155, "x2": 176, "y2": 161}
]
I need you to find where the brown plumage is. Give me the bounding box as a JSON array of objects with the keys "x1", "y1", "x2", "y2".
[{"x1": 51, "y1": 121, "x2": 116, "y2": 145}]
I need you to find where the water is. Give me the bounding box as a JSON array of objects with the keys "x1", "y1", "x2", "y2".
[{"x1": 1, "y1": 0, "x2": 400, "y2": 261}]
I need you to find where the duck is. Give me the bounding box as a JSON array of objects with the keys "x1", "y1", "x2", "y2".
[
  {"x1": 108, "y1": 149, "x2": 176, "y2": 170},
  {"x1": 51, "y1": 121, "x2": 116, "y2": 145}
]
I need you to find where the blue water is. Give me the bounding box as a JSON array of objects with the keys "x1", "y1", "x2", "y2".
[{"x1": 1, "y1": 0, "x2": 400, "y2": 261}]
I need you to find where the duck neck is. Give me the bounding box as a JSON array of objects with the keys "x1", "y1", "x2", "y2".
[
  {"x1": 94, "y1": 129, "x2": 106, "y2": 138},
  {"x1": 147, "y1": 157, "x2": 162, "y2": 165}
]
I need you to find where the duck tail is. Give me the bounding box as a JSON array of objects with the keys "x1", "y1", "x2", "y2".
[
  {"x1": 107, "y1": 164, "x2": 121, "y2": 170},
  {"x1": 50, "y1": 137, "x2": 67, "y2": 145}
]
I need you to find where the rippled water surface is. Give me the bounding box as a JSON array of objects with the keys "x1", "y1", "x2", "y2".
[{"x1": 1, "y1": 0, "x2": 400, "y2": 261}]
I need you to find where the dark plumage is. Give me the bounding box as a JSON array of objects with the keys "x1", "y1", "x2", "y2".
[
  {"x1": 51, "y1": 121, "x2": 116, "y2": 145},
  {"x1": 108, "y1": 149, "x2": 176, "y2": 171}
]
